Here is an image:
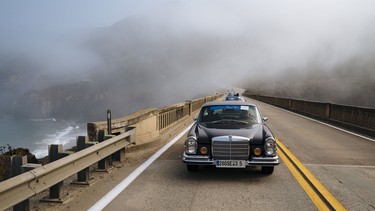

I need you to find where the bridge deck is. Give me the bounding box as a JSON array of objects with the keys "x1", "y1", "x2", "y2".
[{"x1": 34, "y1": 97, "x2": 375, "y2": 210}]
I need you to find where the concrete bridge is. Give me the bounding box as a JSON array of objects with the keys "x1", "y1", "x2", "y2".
[{"x1": 1, "y1": 92, "x2": 374, "y2": 210}]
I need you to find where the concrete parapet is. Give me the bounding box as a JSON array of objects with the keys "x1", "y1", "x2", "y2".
[
  {"x1": 87, "y1": 108, "x2": 158, "y2": 142},
  {"x1": 87, "y1": 93, "x2": 224, "y2": 144},
  {"x1": 244, "y1": 93, "x2": 375, "y2": 138}
]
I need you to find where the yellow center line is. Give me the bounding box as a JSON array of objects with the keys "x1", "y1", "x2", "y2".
[{"x1": 276, "y1": 138, "x2": 346, "y2": 211}]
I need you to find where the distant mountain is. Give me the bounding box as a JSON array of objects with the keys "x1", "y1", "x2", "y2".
[
  {"x1": 12, "y1": 81, "x2": 107, "y2": 120},
  {"x1": 5, "y1": 4, "x2": 220, "y2": 120},
  {"x1": 0, "y1": 58, "x2": 40, "y2": 117}
]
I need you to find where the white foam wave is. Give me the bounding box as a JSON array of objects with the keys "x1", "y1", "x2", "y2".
[
  {"x1": 32, "y1": 124, "x2": 85, "y2": 158},
  {"x1": 30, "y1": 118, "x2": 56, "y2": 122},
  {"x1": 35, "y1": 126, "x2": 74, "y2": 146}
]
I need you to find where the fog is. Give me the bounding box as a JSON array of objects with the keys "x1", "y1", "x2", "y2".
[{"x1": 1, "y1": 0, "x2": 375, "y2": 120}]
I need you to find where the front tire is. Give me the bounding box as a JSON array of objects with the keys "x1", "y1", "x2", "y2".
[
  {"x1": 187, "y1": 165, "x2": 199, "y2": 172},
  {"x1": 261, "y1": 166, "x2": 274, "y2": 174}
]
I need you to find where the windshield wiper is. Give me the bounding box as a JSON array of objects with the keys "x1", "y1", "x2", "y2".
[{"x1": 211, "y1": 119, "x2": 248, "y2": 125}]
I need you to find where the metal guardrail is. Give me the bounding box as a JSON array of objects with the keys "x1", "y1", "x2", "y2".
[
  {"x1": 0, "y1": 130, "x2": 134, "y2": 210},
  {"x1": 0, "y1": 93, "x2": 225, "y2": 210}
]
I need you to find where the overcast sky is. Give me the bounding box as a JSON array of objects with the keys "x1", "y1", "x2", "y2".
[
  {"x1": 1, "y1": 0, "x2": 375, "y2": 117},
  {"x1": 0, "y1": 0, "x2": 166, "y2": 32},
  {"x1": 0, "y1": 0, "x2": 167, "y2": 76},
  {"x1": 1, "y1": 0, "x2": 375, "y2": 86}
]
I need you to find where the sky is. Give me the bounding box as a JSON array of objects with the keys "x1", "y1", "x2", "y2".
[
  {"x1": 0, "y1": 0, "x2": 165, "y2": 80},
  {"x1": 1, "y1": 0, "x2": 374, "y2": 72},
  {"x1": 0, "y1": 0, "x2": 164, "y2": 32},
  {"x1": 1, "y1": 0, "x2": 375, "y2": 117}
]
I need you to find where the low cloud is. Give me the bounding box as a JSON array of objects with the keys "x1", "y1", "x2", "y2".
[{"x1": 2, "y1": 0, "x2": 375, "y2": 120}]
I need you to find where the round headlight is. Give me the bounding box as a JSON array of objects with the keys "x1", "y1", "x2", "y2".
[
  {"x1": 185, "y1": 137, "x2": 197, "y2": 154},
  {"x1": 264, "y1": 138, "x2": 276, "y2": 156}
]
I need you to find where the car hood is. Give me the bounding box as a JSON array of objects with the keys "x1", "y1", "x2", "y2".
[{"x1": 190, "y1": 123, "x2": 265, "y2": 145}]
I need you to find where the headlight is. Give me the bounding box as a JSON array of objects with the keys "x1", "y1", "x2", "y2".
[
  {"x1": 185, "y1": 136, "x2": 197, "y2": 154},
  {"x1": 264, "y1": 138, "x2": 276, "y2": 156}
]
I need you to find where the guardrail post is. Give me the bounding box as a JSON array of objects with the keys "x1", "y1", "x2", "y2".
[
  {"x1": 43, "y1": 144, "x2": 70, "y2": 202},
  {"x1": 105, "y1": 135, "x2": 115, "y2": 165},
  {"x1": 97, "y1": 130, "x2": 110, "y2": 171},
  {"x1": 11, "y1": 155, "x2": 27, "y2": 176},
  {"x1": 110, "y1": 134, "x2": 124, "y2": 162},
  {"x1": 49, "y1": 145, "x2": 64, "y2": 200},
  {"x1": 11, "y1": 155, "x2": 29, "y2": 211},
  {"x1": 113, "y1": 127, "x2": 136, "y2": 162},
  {"x1": 75, "y1": 136, "x2": 90, "y2": 184}
]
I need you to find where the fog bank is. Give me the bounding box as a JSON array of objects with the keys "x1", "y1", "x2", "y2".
[{"x1": 1, "y1": 0, "x2": 375, "y2": 120}]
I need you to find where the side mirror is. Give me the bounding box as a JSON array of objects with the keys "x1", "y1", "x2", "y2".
[{"x1": 262, "y1": 117, "x2": 268, "y2": 122}]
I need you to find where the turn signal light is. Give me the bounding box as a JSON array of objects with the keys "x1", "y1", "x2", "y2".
[
  {"x1": 200, "y1": 147, "x2": 208, "y2": 155},
  {"x1": 254, "y1": 148, "x2": 262, "y2": 156}
]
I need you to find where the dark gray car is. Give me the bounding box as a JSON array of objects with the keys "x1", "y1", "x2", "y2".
[{"x1": 182, "y1": 101, "x2": 280, "y2": 174}]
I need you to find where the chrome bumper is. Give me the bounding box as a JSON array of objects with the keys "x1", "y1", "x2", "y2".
[{"x1": 182, "y1": 152, "x2": 281, "y2": 166}]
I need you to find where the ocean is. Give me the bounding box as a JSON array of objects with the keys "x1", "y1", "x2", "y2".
[{"x1": 0, "y1": 117, "x2": 86, "y2": 158}]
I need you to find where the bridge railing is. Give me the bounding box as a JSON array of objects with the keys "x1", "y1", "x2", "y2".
[
  {"x1": 0, "y1": 93, "x2": 224, "y2": 210},
  {"x1": 87, "y1": 93, "x2": 223, "y2": 143},
  {"x1": 244, "y1": 93, "x2": 375, "y2": 138},
  {"x1": 158, "y1": 102, "x2": 190, "y2": 131}
]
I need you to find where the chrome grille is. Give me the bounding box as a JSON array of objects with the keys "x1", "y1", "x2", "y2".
[{"x1": 212, "y1": 136, "x2": 250, "y2": 160}]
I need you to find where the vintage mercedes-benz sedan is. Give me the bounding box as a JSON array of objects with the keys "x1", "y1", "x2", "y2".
[{"x1": 182, "y1": 101, "x2": 280, "y2": 174}]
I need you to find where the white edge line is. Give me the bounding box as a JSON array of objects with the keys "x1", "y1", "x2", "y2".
[
  {"x1": 88, "y1": 123, "x2": 193, "y2": 211},
  {"x1": 304, "y1": 164, "x2": 375, "y2": 168},
  {"x1": 253, "y1": 99, "x2": 375, "y2": 143}
]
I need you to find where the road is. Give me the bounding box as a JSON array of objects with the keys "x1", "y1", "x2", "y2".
[{"x1": 56, "y1": 97, "x2": 375, "y2": 211}]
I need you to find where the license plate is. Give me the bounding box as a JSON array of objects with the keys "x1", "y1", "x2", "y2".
[{"x1": 215, "y1": 160, "x2": 246, "y2": 168}]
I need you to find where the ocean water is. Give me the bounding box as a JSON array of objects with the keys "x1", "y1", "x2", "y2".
[{"x1": 0, "y1": 117, "x2": 86, "y2": 158}]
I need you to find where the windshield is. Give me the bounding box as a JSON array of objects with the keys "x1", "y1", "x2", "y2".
[{"x1": 198, "y1": 105, "x2": 262, "y2": 128}]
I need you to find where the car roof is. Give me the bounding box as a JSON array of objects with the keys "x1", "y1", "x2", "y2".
[{"x1": 202, "y1": 100, "x2": 257, "y2": 107}]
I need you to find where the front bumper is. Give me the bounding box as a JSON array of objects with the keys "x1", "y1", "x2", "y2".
[{"x1": 182, "y1": 152, "x2": 281, "y2": 166}]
